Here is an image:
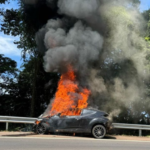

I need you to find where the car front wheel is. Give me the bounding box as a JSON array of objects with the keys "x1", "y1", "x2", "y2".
[
  {"x1": 36, "y1": 123, "x2": 49, "y2": 134},
  {"x1": 92, "y1": 125, "x2": 106, "y2": 139}
]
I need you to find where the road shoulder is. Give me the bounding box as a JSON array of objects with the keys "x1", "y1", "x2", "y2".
[{"x1": 0, "y1": 131, "x2": 150, "y2": 141}]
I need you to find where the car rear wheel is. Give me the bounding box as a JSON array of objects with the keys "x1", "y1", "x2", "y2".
[
  {"x1": 36, "y1": 123, "x2": 49, "y2": 134},
  {"x1": 92, "y1": 125, "x2": 106, "y2": 139}
]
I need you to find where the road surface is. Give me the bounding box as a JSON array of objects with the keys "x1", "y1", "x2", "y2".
[{"x1": 0, "y1": 137, "x2": 150, "y2": 150}]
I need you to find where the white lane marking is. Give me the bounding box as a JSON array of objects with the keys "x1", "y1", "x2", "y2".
[{"x1": 0, "y1": 136, "x2": 150, "y2": 143}]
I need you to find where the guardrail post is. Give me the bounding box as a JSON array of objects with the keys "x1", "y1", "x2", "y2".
[
  {"x1": 6, "y1": 122, "x2": 9, "y2": 131},
  {"x1": 139, "y1": 129, "x2": 142, "y2": 136}
]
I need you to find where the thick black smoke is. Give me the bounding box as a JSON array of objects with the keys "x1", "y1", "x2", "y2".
[{"x1": 23, "y1": 0, "x2": 149, "y2": 119}]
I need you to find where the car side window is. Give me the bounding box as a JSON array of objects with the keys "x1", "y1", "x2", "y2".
[{"x1": 81, "y1": 109, "x2": 95, "y2": 115}]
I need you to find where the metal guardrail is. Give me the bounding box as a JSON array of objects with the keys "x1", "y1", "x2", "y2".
[
  {"x1": 113, "y1": 123, "x2": 150, "y2": 136},
  {"x1": 0, "y1": 116, "x2": 37, "y2": 131},
  {"x1": 0, "y1": 116, "x2": 150, "y2": 136}
]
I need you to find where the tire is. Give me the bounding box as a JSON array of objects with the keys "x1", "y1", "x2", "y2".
[
  {"x1": 92, "y1": 125, "x2": 106, "y2": 139},
  {"x1": 36, "y1": 123, "x2": 49, "y2": 134}
]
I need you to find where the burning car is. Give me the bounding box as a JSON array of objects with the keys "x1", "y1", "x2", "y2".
[{"x1": 33, "y1": 108, "x2": 112, "y2": 139}]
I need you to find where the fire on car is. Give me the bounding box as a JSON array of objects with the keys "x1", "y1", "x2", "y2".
[{"x1": 33, "y1": 108, "x2": 112, "y2": 139}]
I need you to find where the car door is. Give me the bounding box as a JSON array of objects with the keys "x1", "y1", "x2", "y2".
[
  {"x1": 64, "y1": 115, "x2": 81, "y2": 129},
  {"x1": 50, "y1": 115, "x2": 79, "y2": 129},
  {"x1": 79, "y1": 109, "x2": 95, "y2": 128}
]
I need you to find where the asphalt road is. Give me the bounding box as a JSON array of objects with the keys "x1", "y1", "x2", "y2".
[{"x1": 0, "y1": 137, "x2": 150, "y2": 150}]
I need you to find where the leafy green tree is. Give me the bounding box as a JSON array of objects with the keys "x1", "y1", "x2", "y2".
[
  {"x1": 0, "y1": 54, "x2": 17, "y2": 75},
  {"x1": 0, "y1": 0, "x2": 7, "y2": 4},
  {"x1": 0, "y1": 54, "x2": 59, "y2": 117},
  {"x1": 0, "y1": 0, "x2": 60, "y2": 116},
  {"x1": 0, "y1": 0, "x2": 59, "y2": 58},
  {"x1": 143, "y1": 9, "x2": 150, "y2": 41},
  {"x1": 142, "y1": 9, "x2": 150, "y2": 119},
  {"x1": 0, "y1": 54, "x2": 18, "y2": 93},
  {"x1": 18, "y1": 56, "x2": 60, "y2": 117},
  {"x1": 0, "y1": 54, "x2": 18, "y2": 115}
]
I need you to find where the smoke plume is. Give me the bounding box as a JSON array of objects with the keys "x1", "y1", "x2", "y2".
[
  {"x1": 43, "y1": 20, "x2": 103, "y2": 73},
  {"x1": 35, "y1": 0, "x2": 149, "y2": 119}
]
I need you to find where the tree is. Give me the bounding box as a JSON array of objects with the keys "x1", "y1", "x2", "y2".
[
  {"x1": 142, "y1": 9, "x2": 150, "y2": 119},
  {"x1": 0, "y1": 54, "x2": 59, "y2": 117},
  {"x1": 0, "y1": 54, "x2": 18, "y2": 115},
  {"x1": 17, "y1": 56, "x2": 60, "y2": 117},
  {"x1": 0, "y1": 54, "x2": 18, "y2": 94},
  {"x1": 0, "y1": 0, "x2": 7, "y2": 4},
  {"x1": 0, "y1": 54, "x2": 17, "y2": 75},
  {"x1": 0, "y1": 0, "x2": 60, "y2": 116},
  {"x1": 143, "y1": 9, "x2": 150, "y2": 41},
  {"x1": 0, "y1": 0, "x2": 59, "y2": 58}
]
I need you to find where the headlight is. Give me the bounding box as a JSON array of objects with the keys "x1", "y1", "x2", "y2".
[{"x1": 35, "y1": 120, "x2": 40, "y2": 125}]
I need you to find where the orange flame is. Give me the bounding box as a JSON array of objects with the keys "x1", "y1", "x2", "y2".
[{"x1": 50, "y1": 65, "x2": 90, "y2": 116}]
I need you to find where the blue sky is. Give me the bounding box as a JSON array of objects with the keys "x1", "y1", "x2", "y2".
[
  {"x1": 140, "y1": 0, "x2": 150, "y2": 11},
  {"x1": 0, "y1": 0, "x2": 22, "y2": 69},
  {"x1": 0, "y1": 0, "x2": 150, "y2": 69}
]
